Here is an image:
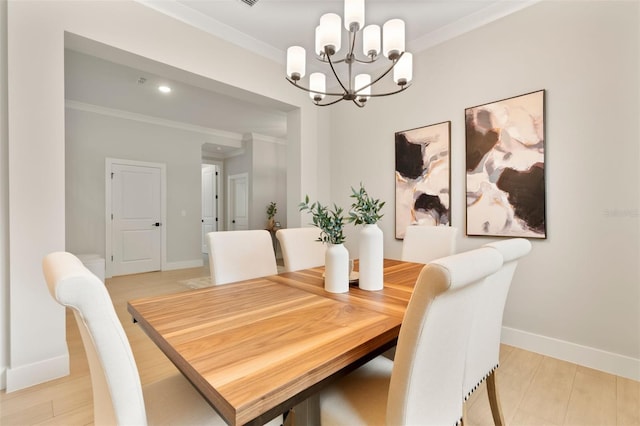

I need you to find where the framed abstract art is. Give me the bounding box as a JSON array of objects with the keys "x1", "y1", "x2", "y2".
[
  {"x1": 465, "y1": 90, "x2": 546, "y2": 238},
  {"x1": 395, "y1": 121, "x2": 451, "y2": 239}
]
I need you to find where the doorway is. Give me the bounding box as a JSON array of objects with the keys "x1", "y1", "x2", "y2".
[
  {"x1": 227, "y1": 173, "x2": 249, "y2": 231},
  {"x1": 106, "y1": 158, "x2": 166, "y2": 277}
]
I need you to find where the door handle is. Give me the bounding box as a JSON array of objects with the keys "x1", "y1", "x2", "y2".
[{"x1": 152, "y1": 222, "x2": 161, "y2": 227}]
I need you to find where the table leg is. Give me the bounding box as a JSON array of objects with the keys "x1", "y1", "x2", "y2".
[{"x1": 291, "y1": 394, "x2": 320, "y2": 426}]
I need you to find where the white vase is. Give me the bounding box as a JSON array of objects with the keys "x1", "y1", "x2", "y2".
[
  {"x1": 358, "y1": 224, "x2": 384, "y2": 291},
  {"x1": 324, "y1": 243, "x2": 349, "y2": 293}
]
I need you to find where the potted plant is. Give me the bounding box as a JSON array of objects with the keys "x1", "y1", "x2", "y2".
[
  {"x1": 266, "y1": 202, "x2": 277, "y2": 230},
  {"x1": 299, "y1": 196, "x2": 349, "y2": 293},
  {"x1": 348, "y1": 183, "x2": 385, "y2": 291},
  {"x1": 348, "y1": 183, "x2": 385, "y2": 226}
]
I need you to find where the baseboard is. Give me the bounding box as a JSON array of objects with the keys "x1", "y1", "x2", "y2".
[
  {"x1": 501, "y1": 326, "x2": 640, "y2": 381},
  {"x1": 0, "y1": 366, "x2": 6, "y2": 390},
  {"x1": 5, "y1": 353, "x2": 69, "y2": 392},
  {"x1": 163, "y1": 259, "x2": 203, "y2": 271}
]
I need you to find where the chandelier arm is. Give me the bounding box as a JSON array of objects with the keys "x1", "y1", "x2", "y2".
[
  {"x1": 326, "y1": 49, "x2": 350, "y2": 95},
  {"x1": 352, "y1": 99, "x2": 366, "y2": 108},
  {"x1": 317, "y1": 56, "x2": 347, "y2": 64},
  {"x1": 315, "y1": 97, "x2": 346, "y2": 107},
  {"x1": 354, "y1": 56, "x2": 377, "y2": 64},
  {"x1": 357, "y1": 51, "x2": 406, "y2": 94},
  {"x1": 367, "y1": 84, "x2": 411, "y2": 98},
  {"x1": 348, "y1": 28, "x2": 357, "y2": 58},
  {"x1": 285, "y1": 77, "x2": 345, "y2": 97}
]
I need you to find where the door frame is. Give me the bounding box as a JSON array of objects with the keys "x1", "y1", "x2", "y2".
[
  {"x1": 201, "y1": 164, "x2": 220, "y2": 253},
  {"x1": 105, "y1": 158, "x2": 167, "y2": 278},
  {"x1": 202, "y1": 159, "x2": 224, "y2": 231}
]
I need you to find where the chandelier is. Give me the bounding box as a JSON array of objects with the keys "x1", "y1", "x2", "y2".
[{"x1": 285, "y1": 0, "x2": 413, "y2": 108}]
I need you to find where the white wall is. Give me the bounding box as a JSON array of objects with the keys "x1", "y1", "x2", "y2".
[
  {"x1": 330, "y1": 1, "x2": 639, "y2": 379},
  {"x1": 7, "y1": 1, "x2": 69, "y2": 392},
  {"x1": 65, "y1": 107, "x2": 203, "y2": 268},
  {"x1": 224, "y1": 135, "x2": 287, "y2": 231},
  {"x1": 251, "y1": 134, "x2": 287, "y2": 230},
  {"x1": 0, "y1": 0, "x2": 9, "y2": 390},
  {"x1": 5, "y1": 0, "x2": 328, "y2": 391}
]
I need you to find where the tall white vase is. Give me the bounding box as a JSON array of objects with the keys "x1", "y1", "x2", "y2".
[
  {"x1": 358, "y1": 224, "x2": 384, "y2": 291},
  {"x1": 324, "y1": 243, "x2": 349, "y2": 293}
]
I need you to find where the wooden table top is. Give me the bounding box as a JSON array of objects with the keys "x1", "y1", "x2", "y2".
[{"x1": 127, "y1": 259, "x2": 424, "y2": 426}]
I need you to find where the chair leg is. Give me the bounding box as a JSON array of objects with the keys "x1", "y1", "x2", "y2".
[
  {"x1": 461, "y1": 399, "x2": 469, "y2": 426},
  {"x1": 283, "y1": 408, "x2": 295, "y2": 426},
  {"x1": 486, "y1": 370, "x2": 505, "y2": 426}
]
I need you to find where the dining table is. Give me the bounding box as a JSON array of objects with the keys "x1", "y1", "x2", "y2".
[{"x1": 127, "y1": 259, "x2": 424, "y2": 426}]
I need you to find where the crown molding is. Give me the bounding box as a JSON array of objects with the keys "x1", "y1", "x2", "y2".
[
  {"x1": 65, "y1": 100, "x2": 244, "y2": 147},
  {"x1": 410, "y1": 0, "x2": 541, "y2": 52},
  {"x1": 137, "y1": 0, "x2": 539, "y2": 66},
  {"x1": 246, "y1": 132, "x2": 287, "y2": 146},
  {"x1": 134, "y1": 0, "x2": 282, "y2": 64}
]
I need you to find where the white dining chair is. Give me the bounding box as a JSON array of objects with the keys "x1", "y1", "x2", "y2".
[
  {"x1": 275, "y1": 227, "x2": 326, "y2": 272},
  {"x1": 319, "y1": 247, "x2": 503, "y2": 426},
  {"x1": 463, "y1": 238, "x2": 532, "y2": 426},
  {"x1": 207, "y1": 230, "x2": 278, "y2": 285},
  {"x1": 42, "y1": 252, "x2": 227, "y2": 425},
  {"x1": 401, "y1": 225, "x2": 459, "y2": 264}
]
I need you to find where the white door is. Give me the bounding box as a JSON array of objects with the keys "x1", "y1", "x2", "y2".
[
  {"x1": 202, "y1": 165, "x2": 218, "y2": 253},
  {"x1": 228, "y1": 173, "x2": 249, "y2": 230},
  {"x1": 111, "y1": 163, "x2": 162, "y2": 276}
]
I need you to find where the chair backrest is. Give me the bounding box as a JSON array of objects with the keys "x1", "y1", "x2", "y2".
[
  {"x1": 387, "y1": 247, "x2": 503, "y2": 426},
  {"x1": 275, "y1": 227, "x2": 326, "y2": 272},
  {"x1": 42, "y1": 252, "x2": 147, "y2": 426},
  {"x1": 401, "y1": 225, "x2": 458, "y2": 264},
  {"x1": 463, "y1": 238, "x2": 532, "y2": 396},
  {"x1": 207, "y1": 230, "x2": 278, "y2": 285}
]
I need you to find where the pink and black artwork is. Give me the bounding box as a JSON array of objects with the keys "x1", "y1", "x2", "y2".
[
  {"x1": 395, "y1": 121, "x2": 451, "y2": 239},
  {"x1": 465, "y1": 90, "x2": 546, "y2": 238}
]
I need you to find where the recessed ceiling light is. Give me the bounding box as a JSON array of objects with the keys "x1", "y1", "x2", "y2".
[{"x1": 158, "y1": 85, "x2": 171, "y2": 94}]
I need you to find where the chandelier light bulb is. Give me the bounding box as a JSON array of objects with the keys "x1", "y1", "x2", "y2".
[
  {"x1": 383, "y1": 19, "x2": 405, "y2": 60},
  {"x1": 355, "y1": 73, "x2": 371, "y2": 101},
  {"x1": 394, "y1": 52, "x2": 413, "y2": 85},
  {"x1": 344, "y1": 0, "x2": 364, "y2": 31},
  {"x1": 319, "y1": 13, "x2": 342, "y2": 55},
  {"x1": 286, "y1": 46, "x2": 306, "y2": 80},
  {"x1": 309, "y1": 73, "x2": 326, "y2": 101},
  {"x1": 315, "y1": 26, "x2": 324, "y2": 56},
  {"x1": 362, "y1": 25, "x2": 381, "y2": 57}
]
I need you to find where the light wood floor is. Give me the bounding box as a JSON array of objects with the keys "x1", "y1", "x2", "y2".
[{"x1": 1, "y1": 266, "x2": 639, "y2": 426}]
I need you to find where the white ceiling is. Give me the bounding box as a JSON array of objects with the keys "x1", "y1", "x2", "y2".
[
  {"x1": 140, "y1": 0, "x2": 537, "y2": 64},
  {"x1": 64, "y1": 0, "x2": 537, "y2": 154},
  {"x1": 65, "y1": 48, "x2": 289, "y2": 148}
]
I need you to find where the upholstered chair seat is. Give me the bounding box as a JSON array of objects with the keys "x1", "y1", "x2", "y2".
[
  {"x1": 319, "y1": 247, "x2": 503, "y2": 426},
  {"x1": 207, "y1": 230, "x2": 278, "y2": 285},
  {"x1": 42, "y1": 251, "x2": 282, "y2": 426},
  {"x1": 401, "y1": 225, "x2": 459, "y2": 264},
  {"x1": 275, "y1": 227, "x2": 326, "y2": 272},
  {"x1": 462, "y1": 238, "x2": 532, "y2": 425}
]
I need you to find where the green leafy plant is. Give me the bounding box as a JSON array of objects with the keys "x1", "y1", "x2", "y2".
[
  {"x1": 266, "y1": 202, "x2": 277, "y2": 220},
  {"x1": 348, "y1": 183, "x2": 385, "y2": 225},
  {"x1": 299, "y1": 195, "x2": 346, "y2": 245}
]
